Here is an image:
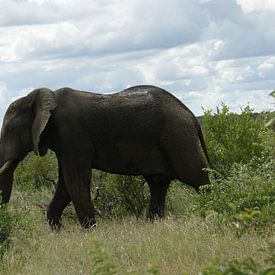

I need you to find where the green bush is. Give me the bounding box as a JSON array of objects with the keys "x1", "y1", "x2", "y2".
[
  {"x1": 0, "y1": 203, "x2": 32, "y2": 265},
  {"x1": 88, "y1": 239, "x2": 117, "y2": 275},
  {"x1": 195, "y1": 104, "x2": 275, "y2": 234},
  {"x1": 92, "y1": 171, "x2": 149, "y2": 219},
  {"x1": 166, "y1": 181, "x2": 197, "y2": 218},
  {"x1": 201, "y1": 243, "x2": 275, "y2": 275},
  {"x1": 0, "y1": 204, "x2": 14, "y2": 260},
  {"x1": 202, "y1": 104, "x2": 269, "y2": 176},
  {"x1": 14, "y1": 151, "x2": 57, "y2": 190},
  {"x1": 194, "y1": 156, "x2": 275, "y2": 234}
]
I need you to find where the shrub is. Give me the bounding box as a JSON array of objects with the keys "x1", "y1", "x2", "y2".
[
  {"x1": 0, "y1": 204, "x2": 14, "y2": 260},
  {"x1": 201, "y1": 243, "x2": 275, "y2": 275},
  {"x1": 88, "y1": 239, "x2": 117, "y2": 274},
  {"x1": 196, "y1": 104, "x2": 275, "y2": 234},
  {"x1": 166, "y1": 181, "x2": 197, "y2": 218},
  {"x1": 14, "y1": 151, "x2": 57, "y2": 190},
  {"x1": 202, "y1": 104, "x2": 269, "y2": 176},
  {"x1": 0, "y1": 201, "x2": 32, "y2": 265},
  {"x1": 92, "y1": 171, "x2": 149, "y2": 219},
  {"x1": 194, "y1": 157, "x2": 275, "y2": 234}
]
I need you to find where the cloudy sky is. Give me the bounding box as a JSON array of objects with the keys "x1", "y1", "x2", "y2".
[{"x1": 0, "y1": 0, "x2": 275, "y2": 121}]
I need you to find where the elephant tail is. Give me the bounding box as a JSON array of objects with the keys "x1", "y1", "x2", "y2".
[{"x1": 197, "y1": 124, "x2": 212, "y2": 169}]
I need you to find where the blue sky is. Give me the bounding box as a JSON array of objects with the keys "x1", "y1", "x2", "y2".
[{"x1": 0, "y1": 0, "x2": 274, "y2": 121}]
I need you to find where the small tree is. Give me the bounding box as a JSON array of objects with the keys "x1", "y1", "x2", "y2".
[{"x1": 202, "y1": 104, "x2": 269, "y2": 176}]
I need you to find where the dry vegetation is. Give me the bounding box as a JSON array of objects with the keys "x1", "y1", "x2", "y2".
[{"x1": 1, "y1": 189, "x2": 273, "y2": 275}]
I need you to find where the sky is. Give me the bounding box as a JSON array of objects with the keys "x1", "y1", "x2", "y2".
[{"x1": 0, "y1": 0, "x2": 275, "y2": 121}]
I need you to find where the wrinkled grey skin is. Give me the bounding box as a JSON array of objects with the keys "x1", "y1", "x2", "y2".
[{"x1": 0, "y1": 85, "x2": 211, "y2": 228}]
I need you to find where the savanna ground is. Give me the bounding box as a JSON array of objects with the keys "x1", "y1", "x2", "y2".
[{"x1": 1, "y1": 99, "x2": 275, "y2": 274}]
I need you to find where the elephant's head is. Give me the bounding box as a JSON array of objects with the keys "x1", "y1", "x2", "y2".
[{"x1": 0, "y1": 88, "x2": 56, "y2": 204}]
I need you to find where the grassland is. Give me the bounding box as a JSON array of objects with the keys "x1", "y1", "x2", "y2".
[{"x1": 1, "y1": 186, "x2": 274, "y2": 275}]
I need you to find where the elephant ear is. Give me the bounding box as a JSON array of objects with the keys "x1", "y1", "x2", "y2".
[{"x1": 31, "y1": 88, "x2": 57, "y2": 156}]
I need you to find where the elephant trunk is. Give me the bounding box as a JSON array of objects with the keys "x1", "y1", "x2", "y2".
[{"x1": 0, "y1": 160, "x2": 18, "y2": 204}]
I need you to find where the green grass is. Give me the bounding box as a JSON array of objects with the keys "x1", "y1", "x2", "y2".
[{"x1": 1, "y1": 187, "x2": 274, "y2": 275}]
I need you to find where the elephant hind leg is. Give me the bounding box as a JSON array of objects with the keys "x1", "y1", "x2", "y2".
[{"x1": 145, "y1": 175, "x2": 172, "y2": 221}]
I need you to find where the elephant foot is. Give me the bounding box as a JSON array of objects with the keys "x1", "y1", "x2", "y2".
[
  {"x1": 47, "y1": 217, "x2": 62, "y2": 231},
  {"x1": 47, "y1": 210, "x2": 62, "y2": 231},
  {"x1": 49, "y1": 222, "x2": 61, "y2": 231},
  {"x1": 80, "y1": 217, "x2": 97, "y2": 230},
  {"x1": 147, "y1": 201, "x2": 165, "y2": 222},
  {"x1": 146, "y1": 209, "x2": 164, "y2": 222}
]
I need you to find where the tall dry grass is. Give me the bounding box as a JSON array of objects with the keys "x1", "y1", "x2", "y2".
[{"x1": 2, "y1": 206, "x2": 273, "y2": 274}]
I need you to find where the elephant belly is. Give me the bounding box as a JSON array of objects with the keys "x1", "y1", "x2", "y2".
[{"x1": 92, "y1": 142, "x2": 170, "y2": 176}]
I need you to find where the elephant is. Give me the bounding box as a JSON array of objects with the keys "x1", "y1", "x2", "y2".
[{"x1": 0, "y1": 85, "x2": 211, "y2": 229}]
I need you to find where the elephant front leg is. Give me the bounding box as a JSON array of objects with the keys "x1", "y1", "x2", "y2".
[
  {"x1": 47, "y1": 163, "x2": 71, "y2": 230},
  {"x1": 62, "y1": 158, "x2": 96, "y2": 229}
]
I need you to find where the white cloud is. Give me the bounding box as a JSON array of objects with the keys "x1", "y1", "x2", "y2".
[
  {"x1": 0, "y1": 82, "x2": 8, "y2": 105},
  {"x1": 0, "y1": 0, "x2": 274, "y2": 122},
  {"x1": 237, "y1": 0, "x2": 275, "y2": 13},
  {"x1": 258, "y1": 61, "x2": 275, "y2": 78}
]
